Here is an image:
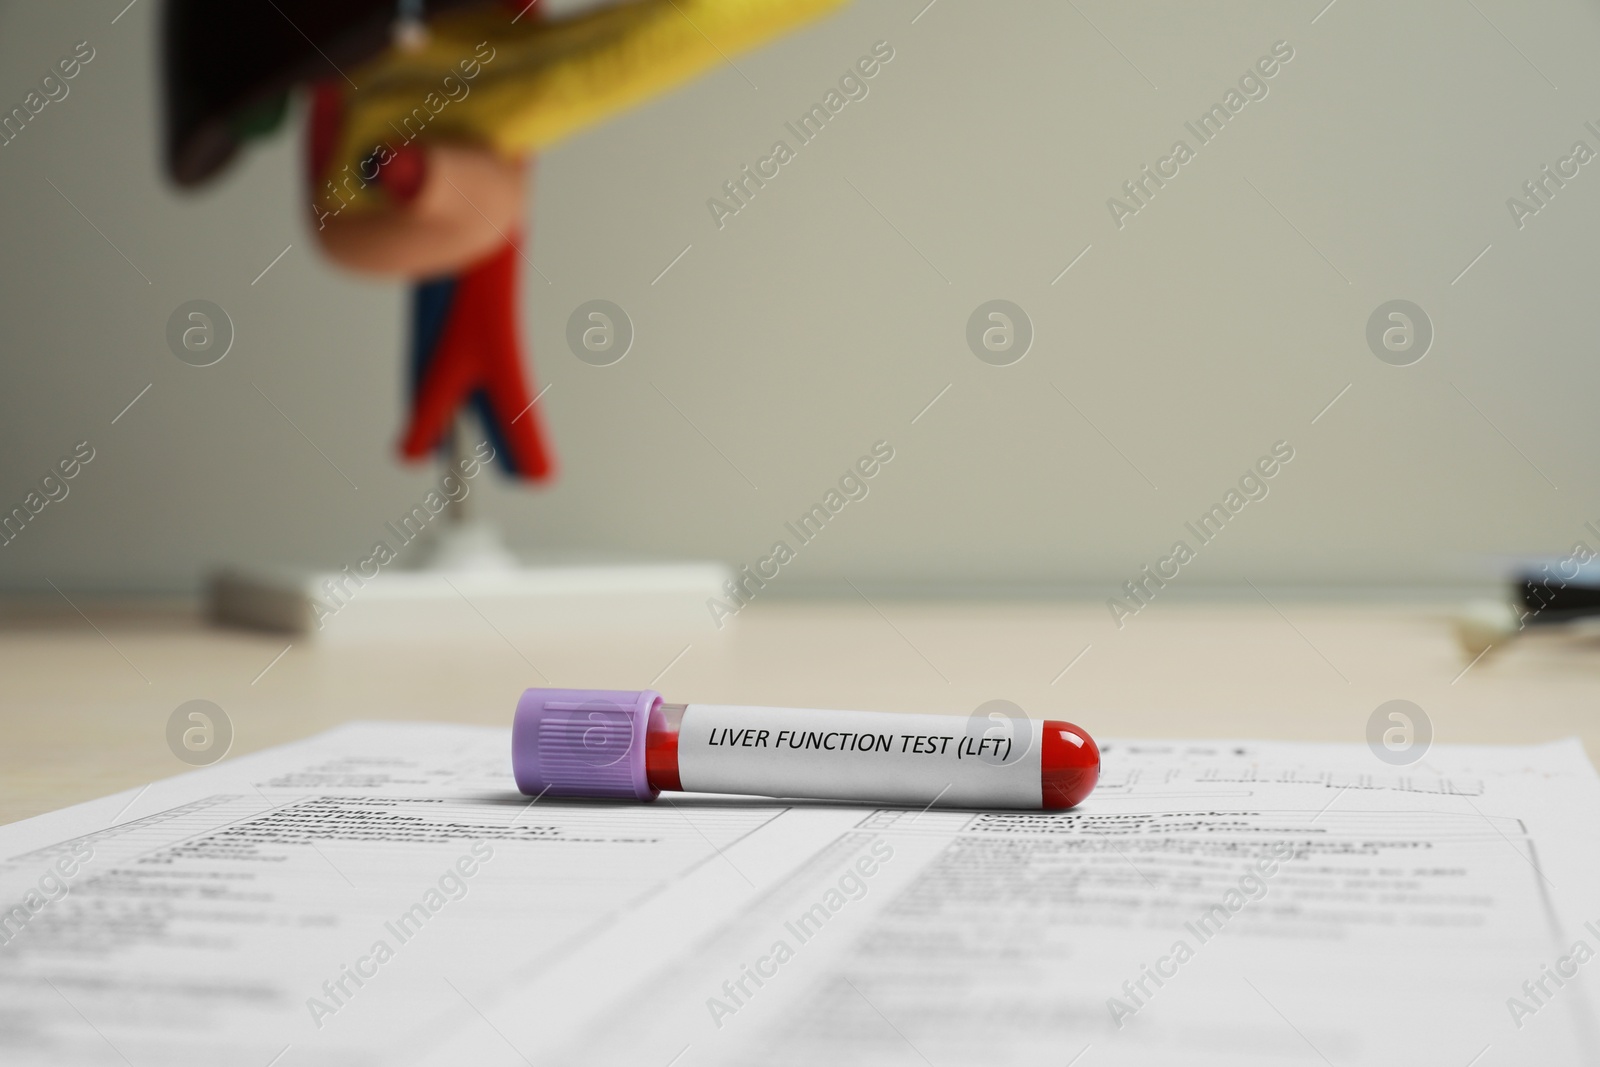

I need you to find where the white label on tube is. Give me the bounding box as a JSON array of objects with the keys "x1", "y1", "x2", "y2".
[{"x1": 676, "y1": 705, "x2": 1044, "y2": 809}]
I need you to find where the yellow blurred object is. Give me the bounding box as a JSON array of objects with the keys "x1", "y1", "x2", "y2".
[{"x1": 318, "y1": 0, "x2": 847, "y2": 215}]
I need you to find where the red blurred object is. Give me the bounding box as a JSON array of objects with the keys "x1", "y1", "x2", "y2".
[
  {"x1": 398, "y1": 240, "x2": 555, "y2": 480},
  {"x1": 375, "y1": 143, "x2": 428, "y2": 204}
]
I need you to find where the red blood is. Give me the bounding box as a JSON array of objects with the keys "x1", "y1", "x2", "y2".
[
  {"x1": 645, "y1": 706, "x2": 681, "y2": 793},
  {"x1": 1041, "y1": 720, "x2": 1099, "y2": 809}
]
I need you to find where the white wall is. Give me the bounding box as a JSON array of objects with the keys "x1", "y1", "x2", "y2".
[{"x1": 2, "y1": 0, "x2": 1597, "y2": 595}]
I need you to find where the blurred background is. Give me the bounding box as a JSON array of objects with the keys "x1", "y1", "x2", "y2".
[{"x1": 1, "y1": 0, "x2": 1596, "y2": 599}]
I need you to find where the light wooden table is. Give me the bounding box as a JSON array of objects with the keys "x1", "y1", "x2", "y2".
[{"x1": 3, "y1": 597, "x2": 1596, "y2": 825}]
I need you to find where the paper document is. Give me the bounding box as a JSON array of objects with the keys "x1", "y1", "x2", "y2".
[{"x1": 1, "y1": 723, "x2": 1596, "y2": 1065}]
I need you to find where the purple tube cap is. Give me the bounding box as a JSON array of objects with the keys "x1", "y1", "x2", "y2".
[{"x1": 512, "y1": 688, "x2": 661, "y2": 801}]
